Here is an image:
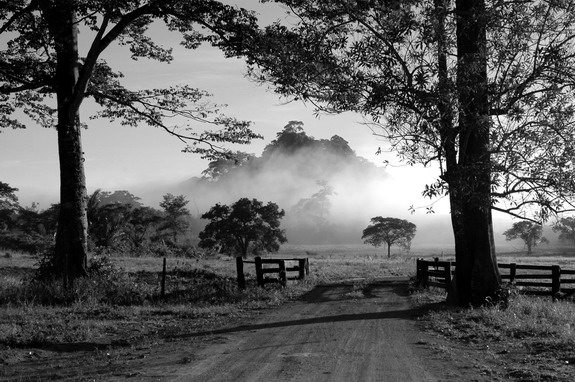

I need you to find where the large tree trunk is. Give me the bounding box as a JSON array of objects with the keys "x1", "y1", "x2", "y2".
[
  {"x1": 450, "y1": 0, "x2": 501, "y2": 306},
  {"x1": 43, "y1": 1, "x2": 89, "y2": 287}
]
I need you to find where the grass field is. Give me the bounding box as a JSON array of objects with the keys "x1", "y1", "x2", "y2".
[{"x1": 2, "y1": 244, "x2": 575, "y2": 380}]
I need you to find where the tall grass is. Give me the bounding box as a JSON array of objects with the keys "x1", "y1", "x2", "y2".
[
  {"x1": 0, "y1": 246, "x2": 416, "y2": 351},
  {"x1": 415, "y1": 288, "x2": 575, "y2": 381}
]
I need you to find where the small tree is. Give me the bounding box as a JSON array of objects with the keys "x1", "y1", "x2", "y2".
[
  {"x1": 199, "y1": 198, "x2": 287, "y2": 258},
  {"x1": 552, "y1": 217, "x2": 575, "y2": 245},
  {"x1": 159, "y1": 194, "x2": 191, "y2": 245},
  {"x1": 126, "y1": 206, "x2": 163, "y2": 250},
  {"x1": 362, "y1": 217, "x2": 416, "y2": 259},
  {"x1": 0, "y1": 182, "x2": 19, "y2": 231},
  {"x1": 503, "y1": 221, "x2": 546, "y2": 255}
]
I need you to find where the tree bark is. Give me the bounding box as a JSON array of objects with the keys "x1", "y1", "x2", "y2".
[
  {"x1": 42, "y1": 1, "x2": 89, "y2": 287},
  {"x1": 451, "y1": 0, "x2": 501, "y2": 306},
  {"x1": 387, "y1": 242, "x2": 391, "y2": 259}
]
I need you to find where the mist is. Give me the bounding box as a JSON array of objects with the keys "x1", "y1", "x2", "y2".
[
  {"x1": 132, "y1": 122, "x2": 459, "y2": 248},
  {"x1": 126, "y1": 121, "x2": 566, "y2": 251}
]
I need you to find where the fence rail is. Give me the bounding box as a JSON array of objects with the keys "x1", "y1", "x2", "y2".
[
  {"x1": 236, "y1": 256, "x2": 309, "y2": 288},
  {"x1": 416, "y1": 259, "x2": 575, "y2": 299}
]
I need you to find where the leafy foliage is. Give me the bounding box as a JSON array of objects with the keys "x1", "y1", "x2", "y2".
[
  {"x1": 291, "y1": 180, "x2": 335, "y2": 227},
  {"x1": 158, "y1": 193, "x2": 191, "y2": 245},
  {"x1": 0, "y1": 1, "x2": 268, "y2": 284},
  {"x1": 503, "y1": 221, "x2": 546, "y2": 255},
  {"x1": 0, "y1": 186, "x2": 201, "y2": 258},
  {"x1": 0, "y1": 1, "x2": 263, "y2": 158},
  {"x1": 199, "y1": 198, "x2": 287, "y2": 258},
  {"x1": 552, "y1": 217, "x2": 575, "y2": 245},
  {"x1": 248, "y1": 0, "x2": 575, "y2": 305},
  {"x1": 362, "y1": 217, "x2": 416, "y2": 258},
  {"x1": 201, "y1": 151, "x2": 255, "y2": 181},
  {"x1": 249, "y1": 0, "x2": 575, "y2": 220},
  {"x1": 0, "y1": 181, "x2": 19, "y2": 230}
]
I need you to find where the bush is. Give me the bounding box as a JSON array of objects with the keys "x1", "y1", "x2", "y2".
[
  {"x1": 18, "y1": 252, "x2": 151, "y2": 306},
  {"x1": 0, "y1": 231, "x2": 52, "y2": 255}
]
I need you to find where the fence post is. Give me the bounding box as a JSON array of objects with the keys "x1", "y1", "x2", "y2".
[
  {"x1": 160, "y1": 257, "x2": 167, "y2": 300},
  {"x1": 444, "y1": 261, "x2": 452, "y2": 290},
  {"x1": 304, "y1": 258, "x2": 310, "y2": 276},
  {"x1": 552, "y1": 265, "x2": 561, "y2": 297},
  {"x1": 255, "y1": 256, "x2": 264, "y2": 287},
  {"x1": 279, "y1": 260, "x2": 287, "y2": 287},
  {"x1": 416, "y1": 259, "x2": 422, "y2": 284},
  {"x1": 421, "y1": 260, "x2": 428, "y2": 288},
  {"x1": 298, "y1": 258, "x2": 306, "y2": 280},
  {"x1": 509, "y1": 263, "x2": 517, "y2": 283},
  {"x1": 236, "y1": 256, "x2": 246, "y2": 289}
]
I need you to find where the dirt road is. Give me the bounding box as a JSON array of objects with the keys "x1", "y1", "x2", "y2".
[{"x1": 134, "y1": 277, "x2": 490, "y2": 382}]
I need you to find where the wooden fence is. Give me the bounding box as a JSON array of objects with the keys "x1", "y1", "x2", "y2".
[
  {"x1": 236, "y1": 256, "x2": 310, "y2": 288},
  {"x1": 416, "y1": 258, "x2": 575, "y2": 299}
]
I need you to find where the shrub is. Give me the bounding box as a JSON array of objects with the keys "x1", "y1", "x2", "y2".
[
  {"x1": 18, "y1": 253, "x2": 151, "y2": 306},
  {"x1": 0, "y1": 231, "x2": 52, "y2": 255}
]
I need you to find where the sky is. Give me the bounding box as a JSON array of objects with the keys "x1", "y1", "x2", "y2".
[
  {"x1": 0, "y1": 1, "x2": 439, "y2": 206},
  {"x1": 0, "y1": 1, "x2": 528, "y2": 248}
]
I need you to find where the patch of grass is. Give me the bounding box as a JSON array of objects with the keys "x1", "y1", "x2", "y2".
[
  {"x1": 0, "y1": 254, "x2": 316, "y2": 352},
  {"x1": 415, "y1": 289, "x2": 575, "y2": 381}
]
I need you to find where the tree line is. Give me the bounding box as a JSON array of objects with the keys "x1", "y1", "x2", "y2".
[{"x1": 0, "y1": 182, "x2": 200, "y2": 257}]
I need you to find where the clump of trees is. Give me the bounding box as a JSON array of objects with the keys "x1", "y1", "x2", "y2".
[
  {"x1": 503, "y1": 222, "x2": 548, "y2": 255},
  {"x1": 362, "y1": 217, "x2": 416, "y2": 258},
  {"x1": 87, "y1": 190, "x2": 201, "y2": 256},
  {"x1": 552, "y1": 217, "x2": 575, "y2": 245},
  {"x1": 199, "y1": 198, "x2": 287, "y2": 258},
  {"x1": 0, "y1": 182, "x2": 58, "y2": 254},
  {"x1": 194, "y1": 122, "x2": 383, "y2": 245},
  {"x1": 0, "y1": 184, "x2": 201, "y2": 258}
]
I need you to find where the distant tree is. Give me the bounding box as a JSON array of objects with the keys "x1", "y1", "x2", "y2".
[
  {"x1": 503, "y1": 221, "x2": 547, "y2": 255},
  {"x1": 37, "y1": 204, "x2": 60, "y2": 237},
  {"x1": 201, "y1": 151, "x2": 255, "y2": 181},
  {"x1": 288, "y1": 180, "x2": 335, "y2": 244},
  {"x1": 126, "y1": 206, "x2": 163, "y2": 249},
  {"x1": 97, "y1": 191, "x2": 143, "y2": 207},
  {"x1": 0, "y1": 182, "x2": 18, "y2": 207},
  {"x1": 362, "y1": 217, "x2": 417, "y2": 259},
  {"x1": 262, "y1": 121, "x2": 313, "y2": 157},
  {"x1": 324, "y1": 135, "x2": 355, "y2": 157},
  {"x1": 159, "y1": 194, "x2": 191, "y2": 245},
  {"x1": 0, "y1": 182, "x2": 19, "y2": 230},
  {"x1": 87, "y1": 189, "x2": 133, "y2": 248},
  {"x1": 199, "y1": 198, "x2": 287, "y2": 258},
  {"x1": 552, "y1": 217, "x2": 575, "y2": 245},
  {"x1": 291, "y1": 180, "x2": 334, "y2": 227},
  {"x1": 16, "y1": 203, "x2": 44, "y2": 235}
]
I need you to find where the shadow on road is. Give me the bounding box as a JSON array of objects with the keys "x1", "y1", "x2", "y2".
[
  {"x1": 302, "y1": 277, "x2": 409, "y2": 303},
  {"x1": 171, "y1": 278, "x2": 425, "y2": 340},
  {"x1": 176, "y1": 309, "x2": 422, "y2": 340}
]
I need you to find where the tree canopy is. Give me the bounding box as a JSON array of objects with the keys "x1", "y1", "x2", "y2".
[
  {"x1": 362, "y1": 217, "x2": 416, "y2": 258},
  {"x1": 199, "y1": 198, "x2": 287, "y2": 258},
  {"x1": 503, "y1": 221, "x2": 547, "y2": 255},
  {"x1": 159, "y1": 193, "x2": 191, "y2": 245},
  {"x1": 0, "y1": 1, "x2": 264, "y2": 285},
  {"x1": 246, "y1": 0, "x2": 575, "y2": 305},
  {"x1": 552, "y1": 217, "x2": 575, "y2": 245}
]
